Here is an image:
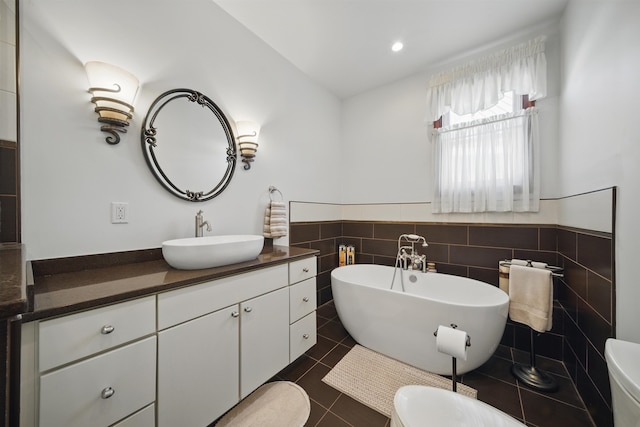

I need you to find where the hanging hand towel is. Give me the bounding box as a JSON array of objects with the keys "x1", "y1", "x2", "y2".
[
  {"x1": 264, "y1": 201, "x2": 287, "y2": 238},
  {"x1": 508, "y1": 264, "x2": 553, "y2": 333}
]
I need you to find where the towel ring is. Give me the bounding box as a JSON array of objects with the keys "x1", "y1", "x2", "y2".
[{"x1": 268, "y1": 186, "x2": 283, "y2": 201}]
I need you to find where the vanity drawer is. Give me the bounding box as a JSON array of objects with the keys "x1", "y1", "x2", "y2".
[
  {"x1": 289, "y1": 257, "x2": 317, "y2": 285},
  {"x1": 39, "y1": 336, "x2": 156, "y2": 427},
  {"x1": 290, "y1": 312, "x2": 316, "y2": 362},
  {"x1": 112, "y1": 404, "x2": 155, "y2": 427},
  {"x1": 289, "y1": 278, "x2": 316, "y2": 323},
  {"x1": 39, "y1": 296, "x2": 156, "y2": 372}
]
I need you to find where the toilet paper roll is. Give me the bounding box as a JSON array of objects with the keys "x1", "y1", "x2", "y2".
[{"x1": 436, "y1": 325, "x2": 469, "y2": 361}]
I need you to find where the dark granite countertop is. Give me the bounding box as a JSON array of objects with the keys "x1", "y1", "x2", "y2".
[
  {"x1": 0, "y1": 243, "x2": 28, "y2": 319},
  {"x1": 24, "y1": 245, "x2": 318, "y2": 322}
]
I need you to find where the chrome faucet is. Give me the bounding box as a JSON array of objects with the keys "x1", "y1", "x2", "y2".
[
  {"x1": 195, "y1": 210, "x2": 212, "y2": 237},
  {"x1": 397, "y1": 234, "x2": 429, "y2": 273}
]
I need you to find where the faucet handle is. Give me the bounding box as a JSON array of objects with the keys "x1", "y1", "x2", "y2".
[{"x1": 196, "y1": 210, "x2": 203, "y2": 216}]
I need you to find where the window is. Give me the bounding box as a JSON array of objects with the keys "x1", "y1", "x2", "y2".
[
  {"x1": 427, "y1": 38, "x2": 546, "y2": 213},
  {"x1": 446, "y1": 91, "x2": 517, "y2": 126}
]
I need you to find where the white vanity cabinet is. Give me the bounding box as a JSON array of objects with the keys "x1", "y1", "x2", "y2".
[
  {"x1": 21, "y1": 255, "x2": 318, "y2": 427},
  {"x1": 156, "y1": 264, "x2": 291, "y2": 427}
]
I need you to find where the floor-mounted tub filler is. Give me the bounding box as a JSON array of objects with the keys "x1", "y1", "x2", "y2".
[{"x1": 331, "y1": 263, "x2": 509, "y2": 375}]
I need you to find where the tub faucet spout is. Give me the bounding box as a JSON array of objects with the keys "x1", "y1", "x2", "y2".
[{"x1": 195, "y1": 210, "x2": 212, "y2": 237}]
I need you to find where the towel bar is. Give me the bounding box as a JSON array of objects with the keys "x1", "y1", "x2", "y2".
[
  {"x1": 499, "y1": 260, "x2": 564, "y2": 278},
  {"x1": 501, "y1": 259, "x2": 560, "y2": 392}
]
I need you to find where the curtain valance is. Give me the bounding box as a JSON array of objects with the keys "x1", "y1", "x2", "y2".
[{"x1": 427, "y1": 37, "x2": 547, "y2": 121}]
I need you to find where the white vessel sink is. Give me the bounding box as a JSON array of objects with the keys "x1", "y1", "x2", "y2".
[{"x1": 162, "y1": 235, "x2": 264, "y2": 270}]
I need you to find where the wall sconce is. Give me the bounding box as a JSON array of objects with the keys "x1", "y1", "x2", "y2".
[
  {"x1": 235, "y1": 121, "x2": 260, "y2": 170},
  {"x1": 85, "y1": 61, "x2": 139, "y2": 145}
]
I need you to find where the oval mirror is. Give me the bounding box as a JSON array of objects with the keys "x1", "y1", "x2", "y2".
[{"x1": 141, "y1": 89, "x2": 237, "y2": 201}]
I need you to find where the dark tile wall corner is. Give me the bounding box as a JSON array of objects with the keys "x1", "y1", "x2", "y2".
[
  {"x1": 290, "y1": 219, "x2": 614, "y2": 426},
  {"x1": 0, "y1": 144, "x2": 19, "y2": 243},
  {"x1": 557, "y1": 226, "x2": 614, "y2": 427}
]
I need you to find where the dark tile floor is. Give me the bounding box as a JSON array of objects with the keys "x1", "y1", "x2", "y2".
[{"x1": 275, "y1": 301, "x2": 597, "y2": 427}]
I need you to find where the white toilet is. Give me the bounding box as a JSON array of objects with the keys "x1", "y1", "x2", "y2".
[
  {"x1": 605, "y1": 338, "x2": 640, "y2": 426},
  {"x1": 391, "y1": 385, "x2": 525, "y2": 427}
]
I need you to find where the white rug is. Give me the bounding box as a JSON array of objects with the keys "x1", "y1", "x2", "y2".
[
  {"x1": 322, "y1": 344, "x2": 477, "y2": 417},
  {"x1": 215, "y1": 381, "x2": 310, "y2": 427}
]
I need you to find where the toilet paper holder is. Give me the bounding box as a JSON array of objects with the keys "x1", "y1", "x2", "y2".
[
  {"x1": 433, "y1": 323, "x2": 471, "y2": 348},
  {"x1": 433, "y1": 324, "x2": 470, "y2": 393}
]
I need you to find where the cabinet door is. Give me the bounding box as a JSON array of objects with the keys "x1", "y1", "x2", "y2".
[
  {"x1": 240, "y1": 287, "x2": 289, "y2": 398},
  {"x1": 157, "y1": 306, "x2": 239, "y2": 427}
]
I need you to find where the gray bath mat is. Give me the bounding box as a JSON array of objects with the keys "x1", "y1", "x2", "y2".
[{"x1": 322, "y1": 344, "x2": 477, "y2": 417}]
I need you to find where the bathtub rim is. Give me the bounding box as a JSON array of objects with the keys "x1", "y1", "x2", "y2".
[{"x1": 331, "y1": 264, "x2": 509, "y2": 309}]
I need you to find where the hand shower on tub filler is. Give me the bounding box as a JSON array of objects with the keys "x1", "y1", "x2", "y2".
[{"x1": 396, "y1": 234, "x2": 429, "y2": 273}]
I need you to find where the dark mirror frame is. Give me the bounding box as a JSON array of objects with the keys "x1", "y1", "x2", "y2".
[{"x1": 141, "y1": 88, "x2": 237, "y2": 202}]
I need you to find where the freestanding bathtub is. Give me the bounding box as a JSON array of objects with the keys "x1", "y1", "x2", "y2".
[{"x1": 331, "y1": 264, "x2": 509, "y2": 375}]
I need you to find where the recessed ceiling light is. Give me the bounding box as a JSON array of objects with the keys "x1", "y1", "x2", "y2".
[{"x1": 391, "y1": 41, "x2": 404, "y2": 52}]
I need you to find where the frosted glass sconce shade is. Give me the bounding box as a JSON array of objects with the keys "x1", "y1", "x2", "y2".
[
  {"x1": 236, "y1": 121, "x2": 260, "y2": 170},
  {"x1": 85, "y1": 61, "x2": 139, "y2": 144}
]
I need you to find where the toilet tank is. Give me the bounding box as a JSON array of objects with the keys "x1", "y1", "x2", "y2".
[{"x1": 605, "y1": 338, "x2": 640, "y2": 426}]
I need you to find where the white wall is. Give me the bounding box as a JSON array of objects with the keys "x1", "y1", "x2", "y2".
[
  {"x1": 560, "y1": 1, "x2": 640, "y2": 342},
  {"x1": 19, "y1": 0, "x2": 342, "y2": 260}
]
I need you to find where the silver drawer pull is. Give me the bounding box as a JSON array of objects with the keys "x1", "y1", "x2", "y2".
[
  {"x1": 302, "y1": 268, "x2": 309, "y2": 273},
  {"x1": 231, "y1": 311, "x2": 240, "y2": 318},
  {"x1": 244, "y1": 307, "x2": 253, "y2": 313},
  {"x1": 101, "y1": 387, "x2": 115, "y2": 399},
  {"x1": 303, "y1": 297, "x2": 310, "y2": 302},
  {"x1": 303, "y1": 334, "x2": 310, "y2": 340},
  {"x1": 101, "y1": 325, "x2": 115, "y2": 335}
]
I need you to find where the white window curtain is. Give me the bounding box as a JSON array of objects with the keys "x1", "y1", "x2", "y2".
[
  {"x1": 428, "y1": 37, "x2": 546, "y2": 213},
  {"x1": 427, "y1": 37, "x2": 547, "y2": 120},
  {"x1": 433, "y1": 109, "x2": 540, "y2": 213}
]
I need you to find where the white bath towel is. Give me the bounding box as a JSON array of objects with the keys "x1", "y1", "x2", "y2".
[
  {"x1": 500, "y1": 259, "x2": 548, "y2": 294},
  {"x1": 264, "y1": 201, "x2": 287, "y2": 238},
  {"x1": 508, "y1": 264, "x2": 553, "y2": 333},
  {"x1": 531, "y1": 261, "x2": 548, "y2": 269}
]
